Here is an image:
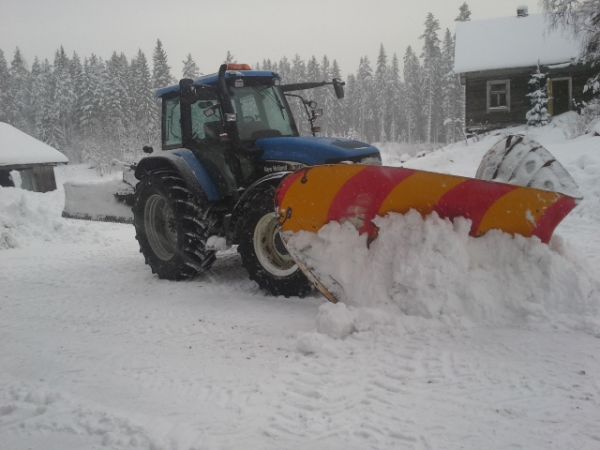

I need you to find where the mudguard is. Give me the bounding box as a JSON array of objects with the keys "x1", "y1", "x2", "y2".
[{"x1": 135, "y1": 149, "x2": 222, "y2": 202}]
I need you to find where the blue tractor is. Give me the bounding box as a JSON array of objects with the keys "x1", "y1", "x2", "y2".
[{"x1": 133, "y1": 63, "x2": 381, "y2": 296}]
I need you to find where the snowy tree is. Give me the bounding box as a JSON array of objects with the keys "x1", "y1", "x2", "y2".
[
  {"x1": 8, "y1": 48, "x2": 31, "y2": 132},
  {"x1": 356, "y1": 56, "x2": 376, "y2": 141},
  {"x1": 329, "y1": 59, "x2": 345, "y2": 136},
  {"x1": 543, "y1": 0, "x2": 600, "y2": 96},
  {"x1": 50, "y1": 46, "x2": 78, "y2": 150},
  {"x1": 420, "y1": 13, "x2": 443, "y2": 143},
  {"x1": 387, "y1": 53, "x2": 404, "y2": 142},
  {"x1": 224, "y1": 51, "x2": 235, "y2": 64},
  {"x1": 277, "y1": 56, "x2": 291, "y2": 81},
  {"x1": 526, "y1": 66, "x2": 550, "y2": 126},
  {"x1": 374, "y1": 44, "x2": 388, "y2": 142},
  {"x1": 182, "y1": 53, "x2": 199, "y2": 79},
  {"x1": 0, "y1": 49, "x2": 10, "y2": 123},
  {"x1": 441, "y1": 29, "x2": 463, "y2": 142},
  {"x1": 319, "y1": 55, "x2": 333, "y2": 135},
  {"x1": 455, "y1": 2, "x2": 472, "y2": 21},
  {"x1": 152, "y1": 39, "x2": 173, "y2": 89},
  {"x1": 403, "y1": 46, "x2": 424, "y2": 143},
  {"x1": 131, "y1": 49, "x2": 158, "y2": 147}
]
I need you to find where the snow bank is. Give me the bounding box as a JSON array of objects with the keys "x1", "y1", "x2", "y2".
[
  {"x1": 0, "y1": 187, "x2": 75, "y2": 249},
  {"x1": 373, "y1": 141, "x2": 441, "y2": 166},
  {"x1": 0, "y1": 188, "x2": 63, "y2": 249},
  {"x1": 288, "y1": 212, "x2": 600, "y2": 335}
]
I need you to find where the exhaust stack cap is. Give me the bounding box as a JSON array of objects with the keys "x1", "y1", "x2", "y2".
[{"x1": 517, "y1": 6, "x2": 528, "y2": 17}]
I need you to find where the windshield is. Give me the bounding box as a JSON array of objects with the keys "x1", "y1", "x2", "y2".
[{"x1": 230, "y1": 86, "x2": 298, "y2": 141}]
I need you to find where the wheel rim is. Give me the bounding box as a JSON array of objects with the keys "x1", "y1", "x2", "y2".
[
  {"x1": 144, "y1": 194, "x2": 177, "y2": 261},
  {"x1": 253, "y1": 212, "x2": 298, "y2": 278}
]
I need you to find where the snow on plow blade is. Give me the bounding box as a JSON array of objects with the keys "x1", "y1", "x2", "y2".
[
  {"x1": 62, "y1": 180, "x2": 134, "y2": 223},
  {"x1": 275, "y1": 135, "x2": 582, "y2": 303}
]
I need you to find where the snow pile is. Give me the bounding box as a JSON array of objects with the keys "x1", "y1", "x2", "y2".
[
  {"x1": 373, "y1": 141, "x2": 441, "y2": 166},
  {"x1": 288, "y1": 212, "x2": 600, "y2": 334},
  {"x1": 0, "y1": 187, "x2": 68, "y2": 249}
]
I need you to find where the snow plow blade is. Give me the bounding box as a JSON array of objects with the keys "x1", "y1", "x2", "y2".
[
  {"x1": 275, "y1": 135, "x2": 582, "y2": 303},
  {"x1": 62, "y1": 180, "x2": 134, "y2": 224}
]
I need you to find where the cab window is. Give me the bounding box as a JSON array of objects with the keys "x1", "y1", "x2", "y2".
[
  {"x1": 191, "y1": 99, "x2": 223, "y2": 141},
  {"x1": 163, "y1": 96, "x2": 182, "y2": 147}
]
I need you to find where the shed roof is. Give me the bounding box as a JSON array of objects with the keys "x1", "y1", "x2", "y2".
[
  {"x1": 0, "y1": 122, "x2": 68, "y2": 168},
  {"x1": 454, "y1": 14, "x2": 582, "y2": 74}
]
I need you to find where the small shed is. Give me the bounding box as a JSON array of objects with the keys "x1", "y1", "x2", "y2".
[
  {"x1": 455, "y1": 9, "x2": 594, "y2": 132},
  {"x1": 0, "y1": 122, "x2": 68, "y2": 192}
]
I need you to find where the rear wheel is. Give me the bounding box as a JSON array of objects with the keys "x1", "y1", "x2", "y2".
[
  {"x1": 133, "y1": 169, "x2": 215, "y2": 279},
  {"x1": 237, "y1": 185, "x2": 312, "y2": 297}
]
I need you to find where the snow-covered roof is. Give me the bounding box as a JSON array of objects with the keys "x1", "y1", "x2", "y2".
[
  {"x1": 454, "y1": 14, "x2": 582, "y2": 74},
  {"x1": 0, "y1": 122, "x2": 68, "y2": 168}
]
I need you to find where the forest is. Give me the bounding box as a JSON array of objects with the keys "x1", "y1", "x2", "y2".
[
  {"x1": 3, "y1": 1, "x2": 598, "y2": 166},
  {"x1": 0, "y1": 4, "x2": 473, "y2": 166}
]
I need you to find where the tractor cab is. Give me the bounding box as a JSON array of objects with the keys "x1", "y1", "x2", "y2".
[{"x1": 153, "y1": 64, "x2": 379, "y2": 198}]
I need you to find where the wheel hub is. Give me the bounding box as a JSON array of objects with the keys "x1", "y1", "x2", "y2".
[
  {"x1": 253, "y1": 212, "x2": 298, "y2": 278},
  {"x1": 144, "y1": 194, "x2": 177, "y2": 261}
]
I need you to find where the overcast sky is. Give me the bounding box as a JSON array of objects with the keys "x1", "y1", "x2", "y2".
[{"x1": 0, "y1": 0, "x2": 540, "y2": 77}]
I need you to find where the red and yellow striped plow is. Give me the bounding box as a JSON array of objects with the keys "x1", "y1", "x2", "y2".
[{"x1": 276, "y1": 165, "x2": 579, "y2": 244}]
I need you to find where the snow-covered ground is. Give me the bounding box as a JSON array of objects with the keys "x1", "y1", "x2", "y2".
[{"x1": 1, "y1": 120, "x2": 600, "y2": 449}]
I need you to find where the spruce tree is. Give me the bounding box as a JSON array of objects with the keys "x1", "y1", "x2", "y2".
[
  {"x1": 131, "y1": 49, "x2": 158, "y2": 146},
  {"x1": 356, "y1": 56, "x2": 375, "y2": 141},
  {"x1": 388, "y1": 53, "x2": 404, "y2": 143},
  {"x1": 52, "y1": 46, "x2": 78, "y2": 151},
  {"x1": 277, "y1": 56, "x2": 291, "y2": 81},
  {"x1": 182, "y1": 53, "x2": 199, "y2": 79},
  {"x1": 374, "y1": 44, "x2": 388, "y2": 142},
  {"x1": 8, "y1": 47, "x2": 31, "y2": 132},
  {"x1": 224, "y1": 51, "x2": 235, "y2": 64},
  {"x1": 441, "y1": 28, "x2": 462, "y2": 142},
  {"x1": 455, "y1": 2, "x2": 472, "y2": 22},
  {"x1": 403, "y1": 46, "x2": 424, "y2": 143},
  {"x1": 152, "y1": 39, "x2": 173, "y2": 89},
  {"x1": 70, "y1": 52, "x2": 85, "y2": 141},
  {"x1": 526, "y1": 66, "x2": 550, "y2": 126},
  {"x1": 0, "y1": 49, "x2": 10, "y2": 123},
  {"x1": 420, "y1": 13, "x2": 443, "y2": 143},
  {"x1": 329, "y1": 59, "x2": 345, "y2": 136}
]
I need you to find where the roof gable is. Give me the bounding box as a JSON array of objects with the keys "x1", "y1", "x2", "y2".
[
  {"x1": 0, "y1": 123, "x2": 68, "y2": 167},
  {"x1": 454, "y1": 14, "x2": 581, "y2": 74}
]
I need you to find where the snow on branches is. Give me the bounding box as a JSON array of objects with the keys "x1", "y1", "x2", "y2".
[{"x1": 526, "y1": 66, "x2": 550, "y2": 127}]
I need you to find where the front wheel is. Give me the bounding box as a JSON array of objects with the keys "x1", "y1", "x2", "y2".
[{"x1": 237, "y1": 185, "x2": 312, "y2": 297}]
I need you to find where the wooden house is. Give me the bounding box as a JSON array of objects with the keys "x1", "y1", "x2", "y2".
[
  {"x1": 455, "y1": 8, "x2": 594, "y2": 132},
  {"x1": 0, "y1": 122, "x2": 68, "y2": 192}
]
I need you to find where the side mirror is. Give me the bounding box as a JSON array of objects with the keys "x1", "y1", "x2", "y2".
[
  {"x1": 332, "y1": 78, "x2": 345, "y2": 99},
  {"x1": 179, "y1": 78, "x2": 196, "y2": 104},
  {"x1": 142, "y1": 145, "x2": 154, "y2": 154}
]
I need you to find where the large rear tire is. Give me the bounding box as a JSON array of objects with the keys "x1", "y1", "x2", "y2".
[
  {"x1": 237, "y1": 185, "x2": 312, "y2": 297},
  {"x1": 133, "y1": 169, "x2": 215, "y2": 279}
]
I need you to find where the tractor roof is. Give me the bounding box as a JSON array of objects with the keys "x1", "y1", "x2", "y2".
[{"x1": 155, "y1": 70, "x2": 279, "y2": 98}]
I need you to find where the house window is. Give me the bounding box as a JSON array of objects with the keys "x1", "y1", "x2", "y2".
[{"x1": 487, "y1": 80, "x2": 510, "y2": 112}]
